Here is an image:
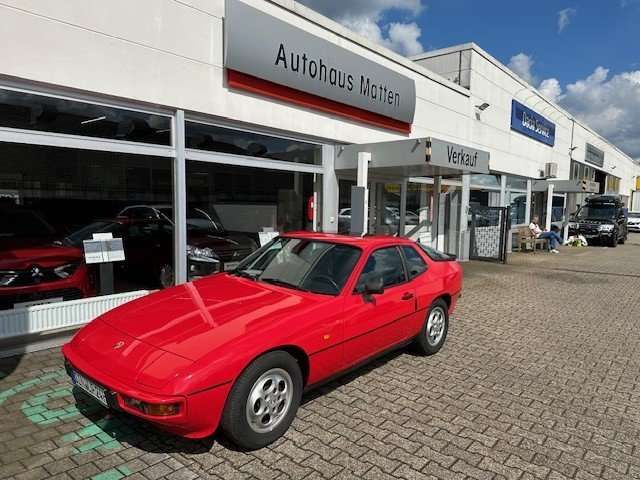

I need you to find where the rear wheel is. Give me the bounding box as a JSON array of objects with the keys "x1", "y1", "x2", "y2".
[
  {"x1": 159, "y1": 264, "x2": 174, "y2": 288},
  {"x1": 221, "y1": 351, "x2": 302, "y2": 450},
  {"x1": 414, "y1": 299, "x2": 449, "y2": 355}
]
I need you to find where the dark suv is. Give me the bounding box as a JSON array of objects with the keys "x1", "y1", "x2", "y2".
[{"x1": 568, "y1": 195, "x2": 628, "y2": 247}]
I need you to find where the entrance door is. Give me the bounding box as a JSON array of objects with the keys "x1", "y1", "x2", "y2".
[{"x1": 469, "y1": 205, "x2": 510, "y2": 263}]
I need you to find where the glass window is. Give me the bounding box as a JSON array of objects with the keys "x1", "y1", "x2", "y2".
[
  {"x1": 355, "y1": 247, "x2": 406, "y2": 292},
  {"x1": 470, "y1": 174, "x2": 501, "y2": 189},
  {"x1": 417, "y1": 243, "x2": 456, "y2": 261},
  {"x1": 509, "y1": 192, "x2": 527, "y2": 225},
  {"x1": 0, "y1": 142, "x2": 173, "y2": 311},
  {"x1": 0, "y1": 89, "x2": 171, "y2": 145},
  {"x1": 186, "y1": 161, "x2": 320, "y2": 272},
  {"x1": 233, "y1": 237, "x2": 360, "y2": 295},
  {"x1": 185, "y1": 122, "x2": 322, "y2": 165},
  {"x1": 506, "y1": 176, "x2": 527, "y2": 191},
  {"x1": 401, "y1": 246, "x2": 427, "y2": 279}
]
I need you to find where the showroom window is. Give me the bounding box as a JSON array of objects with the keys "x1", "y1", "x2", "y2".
[
  {"x1": 185, "y1": 122, "x2": 322, "y2": 165},
  {"x1": 506, "y1": 176, "x2": 528, "y2": 226},
  {"x1": 185, "y1": 161, "x2": 319, "y2": 274},
  {"x1": 0, "y1": 142, "x2": 173, "y2": 311},
  {"x1": 0, "y1": 89, "x2": 171, "y2": 145}
]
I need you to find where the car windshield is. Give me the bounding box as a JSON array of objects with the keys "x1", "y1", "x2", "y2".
[
  {"x1": 157, "y1": 206, "x2": 225, "y2": 233},
  {"x1": 576, "y1": 205, "x2": 617, "y2": 220},
  {"x1": 64, "y1": 221, "x2": 122, "y2": 246},
  {"x1": 233, "y1": 237, "x2": 361, "y2": 295},
  {"x1": 628, "y1": 212, "x2": 640, "y2": 219},
  {"x1": 0, "y1": 210, "x2": 55, "y2": 238}
]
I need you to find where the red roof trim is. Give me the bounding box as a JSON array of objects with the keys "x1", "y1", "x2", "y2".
[{"x1": 227, "y1": 70, "x2": 412, "y2": 134}]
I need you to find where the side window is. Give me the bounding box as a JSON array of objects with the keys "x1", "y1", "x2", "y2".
[
  {"x1": 355, "y1": 247, "x2": 406, "y2": 292},
  {"x1": 401, "y1": 246, "x2": 428, "y2": 279}
]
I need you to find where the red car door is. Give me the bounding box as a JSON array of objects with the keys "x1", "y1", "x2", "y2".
[{"x1": 342, "y1": 246, "x2": 416, "y2": 367}]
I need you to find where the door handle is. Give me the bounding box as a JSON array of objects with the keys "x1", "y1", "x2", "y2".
[{"x1": 401, "y1": 292, "x2": 414, "y2": 301}]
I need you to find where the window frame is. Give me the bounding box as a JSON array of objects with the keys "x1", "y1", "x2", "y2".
[
  {"x1": 398, "y1": 245, "x2": 429, "y2": 281},
  {"x1": 353, "y1": 245, "x2": 409, "y2": 294}
]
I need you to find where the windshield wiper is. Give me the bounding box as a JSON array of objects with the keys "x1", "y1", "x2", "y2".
[
  {"x1": 233, "y1": 270, "x2": 259, "y2": 281},
  {"x1": 260, "y1": 278, "x2": 308, "y2": 292}
]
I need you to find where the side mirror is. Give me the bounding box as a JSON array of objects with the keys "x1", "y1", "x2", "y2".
[{"x1": 363, "y1": 272, "x2": 384, "y2": 296}]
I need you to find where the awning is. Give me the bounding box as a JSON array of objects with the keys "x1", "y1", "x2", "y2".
[{"x1": 335, "y1": 137, "x2": 490, "y2": 177}]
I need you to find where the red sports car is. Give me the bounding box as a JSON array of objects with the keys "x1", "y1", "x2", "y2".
[{"x1": 62, "y1": 233, "x2": 462, "y2": 450}]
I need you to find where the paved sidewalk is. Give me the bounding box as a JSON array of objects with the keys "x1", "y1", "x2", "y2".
[{"x1": 1, "y1": 235, "x2": 640, "y2": 479}]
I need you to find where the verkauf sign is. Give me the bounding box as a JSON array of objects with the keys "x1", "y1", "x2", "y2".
[
  {"x1": 510, "y1": 100, "x2": 556, "y2": 147},
  {"x1": 427, "y1": 138, "x2": 490, "y2": 174},
  {"x1": 585, "y1": 143, "x2": 605, "y2": 168},
  {"x1": 224, "y1": 0, "x2": 416, "y2": 133}
]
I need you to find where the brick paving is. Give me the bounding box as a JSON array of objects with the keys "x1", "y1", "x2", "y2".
[{"x1": 1, "y1": 235, "x2": 640, "y2": 479}]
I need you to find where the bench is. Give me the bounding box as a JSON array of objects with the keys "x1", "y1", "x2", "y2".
[{"x1": 515, "y1": 227, "x2": 549, "y2": 253}]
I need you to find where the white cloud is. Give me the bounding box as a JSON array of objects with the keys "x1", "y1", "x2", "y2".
[
  {"x1": 508, "y1": 53, "x2": 537, "y2": 85},
  {"x1": 297, "y1": 0, "x2": 425, "y2": 56},
  {"x1": 557, "y1": 8, "x2": 576, "y2": 33},
  {"x1": 539, "y1": 78, "x2": 562, "y2": 102},
  {"x1": 559, "y1": 67, "x2": 640, "y2": 159}
]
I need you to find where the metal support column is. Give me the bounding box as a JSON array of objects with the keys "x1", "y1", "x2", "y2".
[
  {"x1": 354, "y1": 152, "x2": 370, "y2": 235},
  {"x1": 525, "y1": 179, "x2": 532, "y2": 225},
  {"x1": 173, "y1": 110, "x2": 188, "y2": 285},
  {"x1": 322, "y1": 145, "x2": 339, "y2": 233},
  {"x1": 432, "y1": 176, "x2": 441, "y2": 249},
  {"x1": 459, "y1": 174, "x2": 471, "y2": 260},
  {"x1": 399, "y1": 179, "x2": 407, "y2": 236},
  {"x1": 500, "y1": 174, "x2": 507, "y2": 206},
  {"x1": 545, "y1": 183, "x2": 555, "y2": 231}
]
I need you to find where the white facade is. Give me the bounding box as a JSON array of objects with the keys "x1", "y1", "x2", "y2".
[
  {"x1": 413, "y1": 43, "x2": 640, "y2": 196},
  {"x1": 1, "y1": 0, "x2": 639, "y2": 343}
]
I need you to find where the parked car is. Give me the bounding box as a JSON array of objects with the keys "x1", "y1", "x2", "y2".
[
  {"x1": 0, "y1": 206, "x2": 94, "y2": 310},
  {"x1": 568, "y1": 195, "x2": 628, "y2": 247},
  {"x1": 628, "y1": 212, "x2": 640, "y2": 233},
  {"x1": 66, "y1": 207, "x2": 257, "y2": 288},
  {"x1": 62, "y1": 233, "x2": 462, "y2": 449}
]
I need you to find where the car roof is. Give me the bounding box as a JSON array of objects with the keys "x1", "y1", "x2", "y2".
[{"x1": 280, "y1": 231, "x2": 418, "y2": 248}]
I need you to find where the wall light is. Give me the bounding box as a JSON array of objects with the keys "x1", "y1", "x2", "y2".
[{"x1": 475, "y1": 103, "x2": 490, "y2": 111}]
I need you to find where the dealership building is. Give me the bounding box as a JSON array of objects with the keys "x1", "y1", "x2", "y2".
[{"x1": 1, "y1": 0, "x2": 639, "y2": 346}]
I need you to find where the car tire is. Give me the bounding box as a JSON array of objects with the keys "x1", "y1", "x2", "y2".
[
  {"x1": 221, "y1": 351, "x2": 303, "y2": 450},
  {"x1": 609, "y1": 235, "x2": 618, "y2": 248},
  {"x1": 414, "y1": 299, "x2": 449, "y2": 356}
]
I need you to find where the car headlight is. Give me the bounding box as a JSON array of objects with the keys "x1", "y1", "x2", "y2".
[
  {"x1": 53, "y1": 263, "x2": 79, "y2": 279},
  {"x1": 187, "y1": 245, "x2": 220, "y2": 262},
  {"x1": 598, "y1": 224, "x2": 614, "y2": 232},
  {"x1": 0, "y1": 270, "x2": 18, "y2": 287}
]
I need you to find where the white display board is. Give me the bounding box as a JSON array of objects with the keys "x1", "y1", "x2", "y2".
[{"x1": 83, "y1": 233, "x2": 125, "y2": 264}]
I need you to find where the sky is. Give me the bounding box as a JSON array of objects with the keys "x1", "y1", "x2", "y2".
[{"x1": 297, "y1": 0, "x2": 640, "y2": 161}]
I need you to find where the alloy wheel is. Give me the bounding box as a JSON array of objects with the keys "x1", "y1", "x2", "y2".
[{"x1": 245, "y1": 368, "x2": 293, "y2": 434}]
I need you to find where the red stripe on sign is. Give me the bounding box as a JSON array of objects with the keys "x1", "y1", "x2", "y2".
[{"x1": 227, "y1": 70, "x2": 412, "y2": 134}]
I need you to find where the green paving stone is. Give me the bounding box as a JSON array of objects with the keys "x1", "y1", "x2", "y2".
[
  {"x1": 116, "y1": 466, "x2": 132, "y2": 475},
  {"x1": 63, "y1": 432, "x2": 81, "y2": 442},
  {"x1": 91, "y1": 468, "x2": 126, "y2": 480},
  {"x1": 101, "y1": 440, "x2": 121, "y2": 450},
  {"x1": 43, "y1": 408, "x2": 67, "y2": 419},
  {"x1": 60, "y1": 411, "x2": 80, "y2": 420},
  {"x1": 97, "y1": 432, "x2": 114, "y2": 443},
  {"x1": 78, "y1": 424, "x2": 103, "y2": 438},
  {"x1": 27, "y1": 414, "x2": 46, "y2": 423},
  {"x1": 23, "y1": 405, "x2": 47, "y2": 415},
  {"x1": 78, "y1": 438, "x2": 103, "y2": 452}
]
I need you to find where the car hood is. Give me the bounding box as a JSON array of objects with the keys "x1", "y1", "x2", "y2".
[
  {"x1": 0, "y1": 239, "x2": 82, "y2": 270},
  {"x1": 97, "y1": 273, "x2": 320, "y2": 362},
  {"x1": 187, "y1": 232, "x2": 255, "y2": 249}
]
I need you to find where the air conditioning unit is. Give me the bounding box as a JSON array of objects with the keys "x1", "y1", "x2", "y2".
[{"x1": 544, "y1": 162, "x2": 558, "y2": 179}]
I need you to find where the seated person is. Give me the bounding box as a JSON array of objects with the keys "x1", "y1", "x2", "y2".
[{"x1": 529, "y1": 215, "x2": 562, "y2": 254}]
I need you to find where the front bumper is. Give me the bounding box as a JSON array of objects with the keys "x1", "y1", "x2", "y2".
[{"x1": 62, "y1": 345, "x2": 231, "y2": 439}]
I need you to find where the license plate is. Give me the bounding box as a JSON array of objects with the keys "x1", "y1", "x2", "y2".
[
  {"x1": 224, "y1": 261, "x2": 240, "y2": 271},
  {"x1": 71, "y1": 370, "x2": 108, "y2": 406}
]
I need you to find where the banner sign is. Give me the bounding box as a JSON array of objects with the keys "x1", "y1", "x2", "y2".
[
  {"x1": 510, "y1": 100, "x2": 556, "y2": 146},
  {"x1": 585, "y1": 143, "x2": 605, "y2": 168},
  {"x1": 225, "y1": 0, "x2": 416, "y2": 132}
]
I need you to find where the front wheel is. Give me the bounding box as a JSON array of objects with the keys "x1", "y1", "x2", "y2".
[
  {"x1": 609, "y1": 235, "x2": 618, "y2": 248},
  {"x1": 414, "y1": 299, "x2": 449, "y2": 355},
  {"x1": 221, "y1": 351, "x2": 303, "y2": 450}
]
